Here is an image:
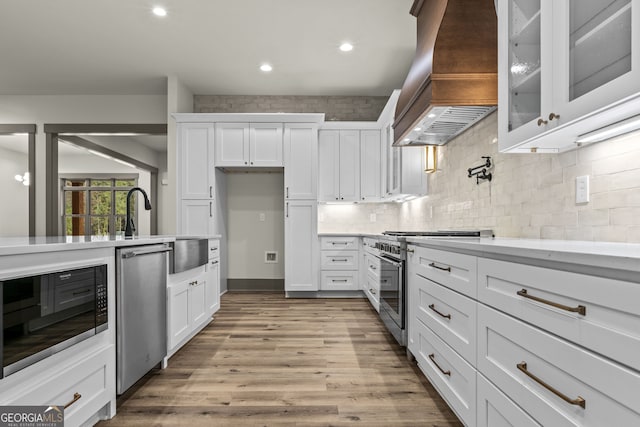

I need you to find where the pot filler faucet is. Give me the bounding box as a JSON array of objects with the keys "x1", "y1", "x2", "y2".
[{"x1": 124, "y1": 187, "x2": 152, "y2": 238}]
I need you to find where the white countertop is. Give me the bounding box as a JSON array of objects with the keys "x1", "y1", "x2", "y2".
[
  {"x1": 0, "y1": 235, "x2": 221, "y2": 256},
  {"x1": 406, "y1": 236, "x2": 640, "y2": 274}
]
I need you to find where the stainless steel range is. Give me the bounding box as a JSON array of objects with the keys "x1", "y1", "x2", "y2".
[{"x1": 375, "y1": 230, "x2": 493, "y2": 347}]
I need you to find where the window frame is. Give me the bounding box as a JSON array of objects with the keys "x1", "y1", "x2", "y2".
[{"x1": 60, "y1": 173, "x2": 139, "y2": 237}]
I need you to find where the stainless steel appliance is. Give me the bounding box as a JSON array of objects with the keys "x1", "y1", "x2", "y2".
[
  {"x1": 376, "y1": 230, "x2": 493, "y2": 347},
  {"x1": 116, "y1": 243, "x2": 171, "y2": 394},
  {"x1": 1, "y1": 265, "x2": 108, "y2": 378}
]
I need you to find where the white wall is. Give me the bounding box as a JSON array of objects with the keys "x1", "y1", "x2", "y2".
[
  {"x1": 227, "y1": 172, "x2": 284, "y2": 279},
  {"x1": 58, "y1": 154, "x2": 151, "y2": 235},
  {"x1": 166, "y1": 76, "x2": 194, "y2": 235},
  {"x1": 0, "y1": 145, "x2": 29, "y2": 236},
  {"x1": 0, "y1": 94, "x2": 166, "y2": 235}
]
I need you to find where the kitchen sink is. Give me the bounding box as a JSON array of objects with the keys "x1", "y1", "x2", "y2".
[{"x1": 169, "y1": 238, "x2": 208, "y2": 274}]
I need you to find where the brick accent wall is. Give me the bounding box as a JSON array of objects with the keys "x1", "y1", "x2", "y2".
[{"x1": 194, "y1": 95, "x2": 388, "y2": 121}]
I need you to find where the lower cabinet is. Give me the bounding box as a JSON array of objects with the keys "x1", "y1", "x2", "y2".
[
  {"x1": 319, "y1": 236, "x2": 360, "y2": 291},
  {"x1": 477, "y1": 374, "x2": 539, "y2": 427},
  {"x1": 167, "y1": 267, "x2": 211, "y2": 356},
  {"x1": 285, "y1": 200, "x2": 318, "y2": 292},
  {"x1": 206, "y1": 257, "x2": 220, "y2": 314}
]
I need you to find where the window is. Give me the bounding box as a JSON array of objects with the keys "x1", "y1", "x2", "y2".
[{"x1": 62, "y1": 177, "x2": 138, "y2": 236}]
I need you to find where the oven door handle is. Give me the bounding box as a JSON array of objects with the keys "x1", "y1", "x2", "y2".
[{"x1": 380, "y1": 255, "x2": 403, "y2": 268}]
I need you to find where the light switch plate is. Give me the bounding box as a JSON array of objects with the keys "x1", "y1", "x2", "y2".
[
  {"x1": 576, "y1": 175, "x2": 589, "y2": 204},
  {"x1": 369, "y1": 213, "x2": 377, "y2": 222},
  {"x1": 259, "y1": 213, "x2": 266, "y2": 222}
]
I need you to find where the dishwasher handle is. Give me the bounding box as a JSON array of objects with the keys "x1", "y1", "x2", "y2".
[{"x1": 121, "y1": 246, "x2": 172, "y2": 259}]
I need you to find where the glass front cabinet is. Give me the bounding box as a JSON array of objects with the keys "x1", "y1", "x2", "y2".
[{"x1": 499, "y1": 0, "x2": 640, "y2": 152}]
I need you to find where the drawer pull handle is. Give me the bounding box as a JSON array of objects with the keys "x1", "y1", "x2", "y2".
[
  {"x1": 428, "y1": 304, "x2": 451, "y2": 319},
  {"x1": 64, "y1": 392, "x2": 82, "y2": 409},
  {"x1": 332, "y1": 279, "x2": 348, "y2": 282},
  {"x1": 517, "y1": 289, "x2": 586, "y2": 316},
  {"x1": 429, "y1": 262, "x2": 451, "y2": 272},
  {"x1": 332, "y1": 258, "x2": 348, "y2": 262},
  {"x1": 332, "y1": 242, "x2": 348, "y2": 245},
  {"x1": 406, "y1": 248, "x2": 414, "y2": 253},
  {"x1": 59, "y1": 273, "x2": 72, "y2": 280},
  {"x1": 428, "y1": 353, "x2": 451, "y2": 376},
  {"x1": 517, "y1": 362, "x2": 585, "y2": 408}
]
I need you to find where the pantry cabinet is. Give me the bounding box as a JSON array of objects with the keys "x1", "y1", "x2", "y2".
[
  {"x1": 284, "y1": 200, "x2": 318, "y2": 292},
  {"x1": 284, "y1": 124, "x2": 318, "y2": 200},
  {"x1": 180, "y1": 199, "x2": 214, "y2": 236},
  {"x1": 215, "y1": 122, "x2": 283, "y2": 167},
  {"x1": 499, "y1": 0, "x2": 640, "y2": 153}
]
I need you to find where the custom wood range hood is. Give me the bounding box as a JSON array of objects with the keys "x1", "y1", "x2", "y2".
[{"x1": 393, "y1": 0, "x2": 498, "y2": 146}]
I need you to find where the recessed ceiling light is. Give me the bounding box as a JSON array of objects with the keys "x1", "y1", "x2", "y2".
[
  {"x1": 260, "y1": 63, "x2": 273, "y2": 72},
  {"x1": 414, "y1": 127, "x2": 422, "y2": 131},
  {"x1": 403, "y1": 138, "x2": 410, "y2": 142},
  {"x1": 427, "y1": 113, "x2": 437, "y2": 118},
  {"x1": 152, "y1": 6, "x2": 167, "y2": 17},
  {"x1": 339, "y1": 42, "x2": 354, "y2": 52}
]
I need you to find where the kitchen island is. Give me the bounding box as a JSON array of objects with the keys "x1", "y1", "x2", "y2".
[{"x1": 0, "y1": 235, "x2": 219, "y2": 427}]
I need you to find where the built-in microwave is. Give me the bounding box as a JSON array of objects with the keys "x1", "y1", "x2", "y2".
[{"x1": 0, "y1": 265, "x2": 108, "y2": 378}]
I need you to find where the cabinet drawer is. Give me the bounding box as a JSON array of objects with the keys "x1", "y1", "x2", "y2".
[
  {"x1": 12, "y1": 345, "x2": 112, "y2": 425},
  {"x1": 320, "y1": 250, "x2": 358, "y2": 270},
  {"x1": 410, "y1": 246, "x2": 477, "y2": 297},
  {"x1": 320, "y1": 271, "x2": 358, "y2": 291},
  {"x1": 413, "y1": 274, "x2": 477, "y2": 365},
  {"x1": 365, "y1": 254, "x2": 381, "y2": 279},
  {"x1": 320, "y1": 236, "x2": 359, "y2": 251},
  {"x1": 477, "y1": 373, "x2": 539, "y2": 427},
  {"x1": 364, "y1": 274, "x2": 380, "y2": 312},
  {"x1": 208, "y1": 239, "x2": 219, "y2": 260},
  {"x1": 478, "y1": 257, "x2": 640, "y2": 371},
  {"x1": 478, "y1": 304, "x2": 640, "y2": 427},
  {"x1": 412, "y1": 318, "x2": 476, "y2": 426}
]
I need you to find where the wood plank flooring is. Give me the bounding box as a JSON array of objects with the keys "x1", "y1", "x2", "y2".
[{"x1": 98, "y1": 293, "x2": 462, "y2": 426}]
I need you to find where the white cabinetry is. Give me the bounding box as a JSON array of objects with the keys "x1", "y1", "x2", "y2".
[
  {"x1": 284, "y1": 124, "x2": 318, "y2": 200},
  {"x1": 206, "y1": 238, "x2": 220, "y2": 315},
  {"x1": 359, "y1": 130, "x2": 382, "y2": 201},
  {"x1": 400, "y1": 146, "x2": 428, "y2": 197},
  {"x1": 284, "y1": 200, "x2": 318, "y2": 292},
  {"x1": 499, "y1": 0, "x2": 640, "y2": 153},
  {"x1": 318, "y1": 130, "x2": 360, "y2": 202},
  {"x1": 215, "y1": 122, "x2": 283, "y2": 167},
  {"x1": 177, "y1": 123, "x2": 215, "y2": 236},
  {"x1": 319, "y1": 236, "x2": 360, "y2": 291},
  {"x1": 167, "y1": 266, "x2": 210, "y2": 359}
]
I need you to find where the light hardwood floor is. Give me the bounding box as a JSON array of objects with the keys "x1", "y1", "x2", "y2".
[{"x1": 99, "y1": 292, "x2": 462, "y2": 426}]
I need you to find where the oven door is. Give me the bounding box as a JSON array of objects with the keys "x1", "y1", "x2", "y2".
[{"x1": 379, "y1": 255, "x2": 405, "y2": 345}]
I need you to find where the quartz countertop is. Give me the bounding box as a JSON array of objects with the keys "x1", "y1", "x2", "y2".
[
  {"x1": 318, "y1": 232, "x2": 383, "y2": 238},
  {"x1": 0, "y1": 234, "x2": 221, "y2": 256},
  {"x1": 406, "y1": 236, "x2": 640, "y2": 274}
]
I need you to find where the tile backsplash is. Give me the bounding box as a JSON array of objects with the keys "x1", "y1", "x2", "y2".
[{"x1": 321, "y1": 111, "x2": 640, "y2": 242}]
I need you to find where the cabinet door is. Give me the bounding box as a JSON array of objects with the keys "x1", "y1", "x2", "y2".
[
  {"x1": 190, "y1": 278, "x2": 207, "y2": 327},
  {"x1": 338, "y1": 130, "x2": 360, "y2": 201},
  {"x1": 179, "y1": 123, "x2": 214, "y2": 199},
  {"x1": 400, "y1": 146, "x2": 427, "y2": 196},
  {"x1": 318, "y1": 130, "x2": 340, "y2": 202},
  {"x1": 285, "y1": 201, "x2": 318, "y2": 291},
  {"x1": 168, "y1": 281, "x2": 190, "y2": 350},
  {"x1": 215, "y1": 123, "x2": 250, "y2": 166},
  {"x1": 250, "y1": 123, "x2": 283, "y2": 166},
  {"x1": 180, "y1": 199, "x2": 214, "y2": 236},
  {"x1": 552, "y1": 0, "x2": 640, "y2": 125},
  {"x1": 385, "y1": 124, "x2": 401, "y2": 197},
  {"x1": 360, "y1": 130, "x2": 381, "y2": 201},
  {"x1": 284, "y1": 124, "x2": 318, "y2": 200},
  {"x1": 498, "y1": 0, "x2": 554, "y2": 152},
  {"x1": 206, "y1": 259, "x2": 220, "y2": 315}
]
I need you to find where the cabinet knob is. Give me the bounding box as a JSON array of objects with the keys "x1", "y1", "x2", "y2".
[
  {"x1": 245, "y1": 161, "x2": 248, "y2": 165},
  {"x1": 341, "y1": 197, "x2": 344, "y2": 200},
  {"x1": 251, "y1": 162, "x2": 254, "y2": 165},
  {"x1": 537, "y1": 118, "x2": 548, "y2": 126},
  {"x1": 549, "y1": 113, "x2": 560, "y2": 121}
]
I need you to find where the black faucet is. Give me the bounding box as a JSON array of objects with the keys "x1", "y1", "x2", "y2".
[{"x1": 124, "y1": 187, "x2": 152, "y2": 238}]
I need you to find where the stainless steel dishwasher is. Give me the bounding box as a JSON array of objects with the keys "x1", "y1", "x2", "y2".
[{"x1": 116, "y1": 243, "x2": 171, "y2": 394}]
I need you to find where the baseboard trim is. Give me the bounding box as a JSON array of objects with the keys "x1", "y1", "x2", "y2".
[{"x1": 228, "y1": 278, "x2": 284, "y2": 292}]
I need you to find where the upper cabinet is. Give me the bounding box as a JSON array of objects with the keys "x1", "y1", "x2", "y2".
[
  {"x1": 284, "y1": 124, "x2": 318, "y2": 200},
  {"x1": 499, "y1": 0, "x2": 640, "y2": 153},
  {"x1": 318, "y1": 129, "x2": 361, "y2": 202},
  {"x1": 215, "y1": 123, "x2": 283, "y2": 167},
  {"x1": 179, "y1": 123, "x2": 214, "y2": 199},
  {"x1": 360, "y1": 130, "x2": 382, "y2": 201}
]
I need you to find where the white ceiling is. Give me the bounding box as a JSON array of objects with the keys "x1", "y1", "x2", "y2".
[{"x1": 0, "y1": 0, "x2": 415, "y2": 96}]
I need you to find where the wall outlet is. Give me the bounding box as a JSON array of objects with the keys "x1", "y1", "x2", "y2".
[
  {"x1": 576, "y1": 175, "x2": 589, "y2": 204},
  {"x1": 369, "y1": 213, "x2": 377, "y2": 222},
  {"x1": 259, "y1": 212, "x2": 266, "y2": 222}
]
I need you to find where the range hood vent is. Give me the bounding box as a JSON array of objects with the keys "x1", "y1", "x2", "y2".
[{"x1": 393, "y1": 0, "x2": 498, "y2": 146}]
